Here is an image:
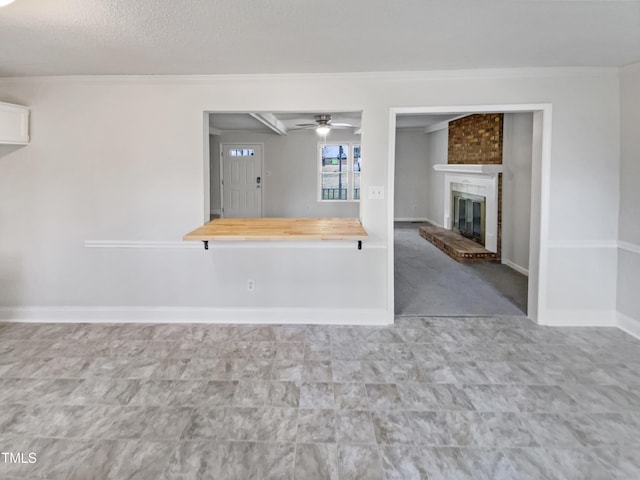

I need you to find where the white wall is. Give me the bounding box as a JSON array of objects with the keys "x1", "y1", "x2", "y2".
[
  {"x1": 215, "y1": 129, "x2": 360, "y2": 218},
  {"x1": 502, "y1": 112, "x2": 533, "y2": 274},
  {"x1": 617, "y1": 64, "x2": 640, "y2": 326},
  {"x1": 392, "y1": 126, "x2": 446, "y2": 224},
  {"x1": 0, "y1": 69, "x2": 621, "y2": 325},
  {"x1": 394, "y1": 128, "x2": 430, "y2": 220},
  {"x1": 424, "y1": 128, "x2": 448, "y2": 226},
  {"x1": 209, "y1": 134, "x2": 221, "y2": 213}
]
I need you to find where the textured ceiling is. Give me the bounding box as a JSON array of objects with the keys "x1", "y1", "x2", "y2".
[{"x1": 0, "y1": 0, "x2": 639, "y2": 76}]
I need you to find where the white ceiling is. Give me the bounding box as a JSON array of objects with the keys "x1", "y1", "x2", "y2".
[
  {"x1": 396, "y1": 113, "x2": 467, "y2": 129},
  {"x1": 209, "y1": 114, "x2": 270, "y2": 132},
  {"x1": 0, "y1": 0, "x2": 639, "y2": 77},
  {"x1": 209, "y1": 112, "x2": 362, "y2": 132},
  {"x1": 209, "y1": 112, "x2": 473, "y2": 132}
]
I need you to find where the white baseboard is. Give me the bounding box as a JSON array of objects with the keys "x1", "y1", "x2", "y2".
[
  {"x1": 0, "y1": 306, "x2": 393, "y2": 326},
  {"x1": 540, "y1": 309, "x2": 617, "y2": 327},
  {"x1": 424, "y1": 218, "x2": 445, "y2": 228},
  {"x1": 210, "y1": 209, "x2": 222, "y2": 216},
  {"x1": 617, "y1": 311, "x2": 640, "y2": 340},
  {"x1": 1, "y1": 306, "x2": 636, "y2": 334},
  {"x1": 394, "y1": 217, "x2": 429, "y2": 222},
  {"x1": 501, "y1": 259, "x2": 529, "y2": 276}
]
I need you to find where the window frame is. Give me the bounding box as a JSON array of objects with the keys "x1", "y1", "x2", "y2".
[{"x1": 317, "y1": 142, "x2": 361, "y2": 203}]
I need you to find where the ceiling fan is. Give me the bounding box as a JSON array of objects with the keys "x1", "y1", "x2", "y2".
[{"x1": 292, "y1": 114, "x2": 357, "y2": 136}]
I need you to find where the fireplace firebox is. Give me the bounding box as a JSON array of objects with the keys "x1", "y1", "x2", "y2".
[{"x1": 452, "y1": 191, "x2": 486, "y2": 245}]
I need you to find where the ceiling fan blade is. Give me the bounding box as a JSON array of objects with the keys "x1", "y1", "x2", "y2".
[
  {"x1": 330, "y1": 123, "x2": 355, "y2": 127},
  {"x1": 289, "y1": 125, "x2": 317, "y2": 131}
]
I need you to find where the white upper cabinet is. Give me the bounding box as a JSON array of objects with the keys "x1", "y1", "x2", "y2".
[{"x1": 0, "y1": 102, "x2": 30, "y2": 145}]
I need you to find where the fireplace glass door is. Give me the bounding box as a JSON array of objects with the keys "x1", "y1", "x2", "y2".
[{"x1": 452, "y1": 191, "x2": 486, "y2": 245}]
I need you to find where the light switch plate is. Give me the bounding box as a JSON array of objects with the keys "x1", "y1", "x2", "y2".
[{"x1": 369, "y1": 186, "x2": 385, "y2": 199}]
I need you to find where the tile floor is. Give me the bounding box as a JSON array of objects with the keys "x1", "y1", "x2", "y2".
[{"x1": 0, "y1": 317, "x2": 639, "y2": 479}]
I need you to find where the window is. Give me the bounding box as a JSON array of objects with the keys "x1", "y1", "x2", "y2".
[
  {"x1": 319, "y1": 143, "x2": 361, "y2": 201},
  {"x1": 229, "y1": 148, "x2": 255, "y2": 156}
]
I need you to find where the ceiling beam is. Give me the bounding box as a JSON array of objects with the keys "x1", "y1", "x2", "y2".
[
  {"x1": 209, "y1": 127, "x2": 222, "y2": 136},
  {"x1": 424, "y1": 114, "x2": 469, "y2": 134},
  {"x1": 249, "y1": 113, "x2": 288, "y2": 135}
]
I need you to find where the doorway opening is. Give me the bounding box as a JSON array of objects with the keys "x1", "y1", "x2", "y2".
[
  {"x1": 203, "y1": 111, "x2": 363, "y2": 221},
  {"x1": 389, "y1": 106, "x2": 550, "y2": 322}
]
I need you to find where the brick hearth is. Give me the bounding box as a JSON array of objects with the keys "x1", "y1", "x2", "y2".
[{"x1": 419, "y1": 224, "x2": 499, "y2": 263}]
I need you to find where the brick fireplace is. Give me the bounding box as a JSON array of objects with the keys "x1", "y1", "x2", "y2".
[{"x1": 421, "y1": 113, "x2": 504, "y2": 263}]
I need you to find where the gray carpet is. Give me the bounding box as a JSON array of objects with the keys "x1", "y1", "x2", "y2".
[{"x1": 394, "y1": 222, "x2": 528, "y2": 316}]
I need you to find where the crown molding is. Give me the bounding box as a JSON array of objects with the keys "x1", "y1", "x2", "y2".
[
  {"x1": 621, "y1": 62, "x2": 640, "y2": 74},
  {"x1": 0, "y1": 67, "x2": 620, "y2": 85}
]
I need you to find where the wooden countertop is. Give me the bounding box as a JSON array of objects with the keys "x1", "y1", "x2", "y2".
[{"x1": 183, "y1": 217, "x2": 368, "y2": 242}]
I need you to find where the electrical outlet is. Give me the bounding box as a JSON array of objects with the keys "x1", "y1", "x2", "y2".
[
  {"x1": 247, "y1": 279, "x2": 255, "y2": 292},
  {"x1": 368, "y1": 186, "x2": 385, "y2": 199}
]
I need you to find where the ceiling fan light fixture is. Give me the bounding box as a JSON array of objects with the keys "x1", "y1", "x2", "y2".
[
  {"x1": 316, "y1": 125, "x2": 331, "y2": 136},
  {"x1": 0, "y1": 0, "x2": 16, "y2": 6}
]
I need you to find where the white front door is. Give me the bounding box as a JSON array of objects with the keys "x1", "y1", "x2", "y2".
[{"x1": 221, "y1": 144, "x2": 263, "y2": 218}]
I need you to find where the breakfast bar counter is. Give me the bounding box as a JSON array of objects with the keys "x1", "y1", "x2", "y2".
[{"x1": 183, "y1": 217, "x2": 368, "y2": 249}]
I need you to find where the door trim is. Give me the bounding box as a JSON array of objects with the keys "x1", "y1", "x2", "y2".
[
  {"x1": 220, "y1": 142, "x2": 265, "y2": 218},
  {"x1": 388, "y1": 104, "x2": 552, "y2": 324}
]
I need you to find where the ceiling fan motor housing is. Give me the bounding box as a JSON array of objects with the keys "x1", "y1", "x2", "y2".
[{"x1": 315, "y1": 114, "x2": 332, "y2": 125}]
